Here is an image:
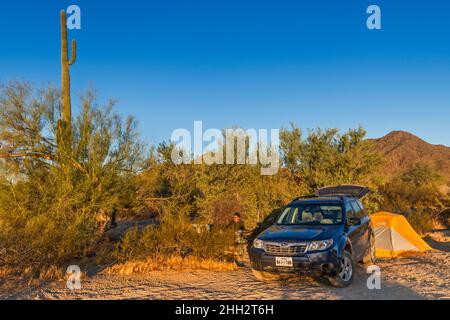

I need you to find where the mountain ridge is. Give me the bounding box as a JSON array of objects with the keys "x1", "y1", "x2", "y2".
[{"x1": 372, "y1": 130, "x2": 450, "y2": 181}]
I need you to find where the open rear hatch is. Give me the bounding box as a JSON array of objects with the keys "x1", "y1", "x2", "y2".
[{"x1": 315, "y1": 185, "x2": 370, "y2": 199}]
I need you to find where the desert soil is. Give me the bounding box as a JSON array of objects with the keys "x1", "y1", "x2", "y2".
[{"x1": 1, "y1": 231, "x2": 449, "y2": 300}]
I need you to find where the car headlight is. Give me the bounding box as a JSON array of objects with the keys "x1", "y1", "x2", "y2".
[
  {"x1": 308, "y1": 239, "x2": 333, "y2": 252},
  {"x1": 253, "y1": 239, "x2": 264, "y2": 249}
]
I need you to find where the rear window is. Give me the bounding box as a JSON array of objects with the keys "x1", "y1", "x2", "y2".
[
  {"x1": 349, "y1": 200, "x2": 366, "y2": 218},
  {"x1": 277, "y1": 203, "x2": 344, "y2": 225}
]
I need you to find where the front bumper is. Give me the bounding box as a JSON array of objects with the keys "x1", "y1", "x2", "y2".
[{"x1": 249, "y1": 247, "x2": 341, "y2": 275}]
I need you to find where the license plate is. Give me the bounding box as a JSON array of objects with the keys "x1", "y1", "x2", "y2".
[{"x1": 275, "y1": 257, "x2": 293, "y2": 267}]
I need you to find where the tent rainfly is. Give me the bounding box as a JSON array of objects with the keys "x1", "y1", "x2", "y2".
[{"x1": 370, "y1": 211, "x2": 432, "y2": 258}]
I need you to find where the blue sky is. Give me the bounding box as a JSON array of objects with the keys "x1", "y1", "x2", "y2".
[{"x1": 1, "y1": 0, "x2": 449, "y2": 146}]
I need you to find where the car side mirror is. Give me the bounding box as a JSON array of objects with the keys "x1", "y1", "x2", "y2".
[{"x1": 349, "y1": 217, "x2": 361, "y2": 226}]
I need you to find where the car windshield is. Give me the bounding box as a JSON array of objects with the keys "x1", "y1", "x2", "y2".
[{"x1": 277, "y1": 204, "x2": 343, "y2": 225}]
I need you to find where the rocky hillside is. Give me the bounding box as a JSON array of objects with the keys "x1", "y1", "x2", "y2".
[{"x1": 372, "y1": 131, "x2": 450, "y2": 183}]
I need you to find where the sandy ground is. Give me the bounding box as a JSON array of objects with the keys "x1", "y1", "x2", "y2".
[{"x1": 1, "y1": 231, "x2": 449, "y2": 300}]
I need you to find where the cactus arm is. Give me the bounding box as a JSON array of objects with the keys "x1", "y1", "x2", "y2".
[{"x1": 69, "y1": 39, "x2": 77, "y2": 66}]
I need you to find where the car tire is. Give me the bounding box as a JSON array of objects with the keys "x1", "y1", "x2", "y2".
[
  {"x1": 251, "y1": 269, "x2": 282, "y2": 281},
  {"x1": 362, "y1": 232, "x2": 377, "y2": 265},
  {"x1": 328, "y1": 251, "x2": 354, "y2": 288}
]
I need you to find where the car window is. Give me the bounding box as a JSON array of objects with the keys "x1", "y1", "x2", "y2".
[
  {"x1": 355, "y1": 200, "x2": 366, "y2": 217},
  {"x1": 277, "y1": 204, "x2": 343, "y2": 225},
  {"x1": 345, "y1": 202, "x2": 355, "y2": 220},
  {"x1": 350, "y1": 200, "x2": 363, "y2": 218}
]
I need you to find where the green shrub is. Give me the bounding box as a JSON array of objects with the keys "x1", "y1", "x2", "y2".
[
  {"x1": 406, "y1": 209, "x2": 436, "y2": 234},
  {"x1": 114, "y1": 215, "x2": 235, "y2": 263}
]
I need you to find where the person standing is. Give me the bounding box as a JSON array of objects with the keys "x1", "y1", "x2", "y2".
[{"x1": 228, "y1": 212, "x2": 245, "y2": 232}]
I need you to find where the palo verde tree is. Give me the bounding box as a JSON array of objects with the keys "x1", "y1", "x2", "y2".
[
  {"x1": 0, "y1": 11, "x2": 147, "y2": 273},
  {"x1": 280, "y1": 124, "x2": 384, "y2": 211},
  {"x1": 280, "y1": 124, "x2": 383, "y2": 191}
]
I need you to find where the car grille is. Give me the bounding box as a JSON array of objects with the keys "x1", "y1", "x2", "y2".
[{"x1": 264, "y1": 243, "x2": 308, "y2": 256}]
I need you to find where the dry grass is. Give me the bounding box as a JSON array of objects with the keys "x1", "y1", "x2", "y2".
[
  {"x1": 0, "y1": 265, "x2": 72, "y2": 281},
  {"x1": 0, "y1": 267, "x2": 12, "y2": 277},
  {"x1": 105, "y1": 255, "x2": 238, "y2": 275}
]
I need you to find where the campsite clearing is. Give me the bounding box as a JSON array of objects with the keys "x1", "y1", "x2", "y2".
[{"x1": 1, "y1": 230, "x2": 448, "y2": 300}]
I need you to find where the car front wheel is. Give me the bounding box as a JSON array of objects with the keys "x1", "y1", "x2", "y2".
[{"x1": 328, "y1": 251, "x2": 354, "y2": 288}]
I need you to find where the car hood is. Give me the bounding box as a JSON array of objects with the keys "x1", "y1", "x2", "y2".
[{"x1": 257, "y1": 224, "x2": 343, "y2": 242}]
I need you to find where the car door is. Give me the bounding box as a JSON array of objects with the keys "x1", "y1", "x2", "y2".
[
  {"x1": 344, "y1": 201, "x2": 362, "y2": 259},
  {"x1": 349, "y1": 200, "x2": 368, "y2": 260},
  {"x1": 354, "y1": 199, "x2": 371, "y2": 253}
]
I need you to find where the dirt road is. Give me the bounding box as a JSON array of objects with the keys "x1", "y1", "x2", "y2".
[
  {"x1": 2, "y1": 251, "x2": 448, "y2": 300},
  {"x1": 2, "y1": 232, "x2": 449, "y2": 300}
]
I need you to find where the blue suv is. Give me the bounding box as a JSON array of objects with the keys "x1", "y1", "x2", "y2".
[{"x1": 249, "y1": 185, "x2": 376, "y2": 287}]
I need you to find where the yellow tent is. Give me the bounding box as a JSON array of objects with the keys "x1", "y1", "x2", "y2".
[{"x1": 370, "y1": 211, "x2": 432, "y2": 258}]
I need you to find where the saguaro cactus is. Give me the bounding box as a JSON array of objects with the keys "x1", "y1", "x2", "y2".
[
  {"x1": 61, "y1": 10, "x2": 76, "y2": 123},
  {"x1": 59, "y1": 10, "x2": 76, "y2": 153}
]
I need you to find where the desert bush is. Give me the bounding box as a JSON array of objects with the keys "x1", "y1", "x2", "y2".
[
  {"x1": 0, "y1": 83, "x2": 146, "y2": 274},
  {"x1": 406, "y1": 208, "x2": 437, "y2": 235},
  {"x1": 440, "y1": 208, "x2": 450, "y2": 228},
  {"x1": 194, "y1": 163, "x2": 300, "y2": 228},
  {"x1": 279, "y1": 124, "x2": 384, "y2": 214},
  {"x1": 139, "y1": 138, "x2": 301, "y2": 229},
  {"x1": 137, "y1": 125, "x2": 383, "y2": 230},
  {"x1": 280, "y1": 125, "x2": 383, "y2": 193},
  {"x1": 113, "y1": 214, "x2": 235, "y2": 267},
  {"x1": 379, "y1": 163, "x2": 446, "y2": 233},
  {"x1": 380, "y1": 163, "x2": 444, "y2": 209}
]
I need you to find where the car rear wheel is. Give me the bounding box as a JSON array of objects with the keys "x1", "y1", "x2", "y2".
[
  {"x1": 251, "y1": 269, "x2": 283, "y2": 281},
  {"x1": 328, "y1": 251, "x2": 354, "y2": 288}
]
